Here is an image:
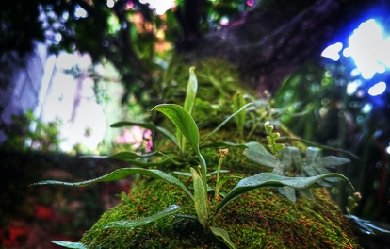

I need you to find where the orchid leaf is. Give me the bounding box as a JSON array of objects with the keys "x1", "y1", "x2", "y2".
[
  {"x1": 210, "y1": 226, "x2": 237, "y2": 249},
  {"x1": 190, "y1": 167, "x2": 208, "y2": 228},
  {"x1": 30, "y1": 167, "x2": 193, "y2": 201},
  {"x1": 216, "y1": 173, "x2": 354, "y2": 212},
  {"x1": 52, "y1": 241, "x2": 88, "y2": 249},
  {"x1": 104, "y1": 205, "x2": 184, "y2": 228}
]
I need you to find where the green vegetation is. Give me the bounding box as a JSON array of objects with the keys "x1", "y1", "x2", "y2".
[{"x1": 31, "y1": 69, "x2": 362, "y2": 248}]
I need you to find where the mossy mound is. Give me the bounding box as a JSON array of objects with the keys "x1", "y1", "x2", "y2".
[{"x1": 80, "y1": 146, "x2": 361, "y2": 248}]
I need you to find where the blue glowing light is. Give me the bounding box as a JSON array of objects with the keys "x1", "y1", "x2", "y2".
[
  {"x1": 321, "y1": 19, "x2": 390, "y2": 79},
  {"x1": 347, "y1": 19, "x2": 390, "y2": 79}
]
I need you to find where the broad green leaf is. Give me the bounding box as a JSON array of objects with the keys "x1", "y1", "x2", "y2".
[
  {"x1": 190, "y1": 167, "x2": 208, "y2": 228},
  {"x1": 184, "y1": 67, "x2": 198, "y2": 115},
  {"x1": 243, "y1": 149, "x2": 282, "y2": 169},
  {"x1": 30, "y1": 167, "x2": 193, "y2": 201},
  {"x1": 104, "y1": 205, "x2": 183, "y2": 228},
  {"x1": 110, "y1": 121, "x2": 178, "y2": 147},
  {"x1": 152, "y1": 104, "x2": 206, "y2": 178},
  {"x1": 245, "y1": 141, "x2": 271, "y2": 156},
  {"x1": 178, "y1": 67, "x2": 199, "y2": 152},
  {"x1": 52, "y1": 241, "x2": 88, "y2": 249},
  {"x1": 216, "y1": 173, "x2": 354, "y2": 212},
  {"x1": 233, "y1": 92, "x2": 246, "y2": 137},
  {"x1": 201, "y1": 102, "x2": 254, "y2": 144},
  {"x1": 210, "y1": 226, "x2": 237, "y2": 249}
]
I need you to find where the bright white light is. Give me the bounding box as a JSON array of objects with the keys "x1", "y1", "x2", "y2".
[
  {"x1": 74, "y1": 6, "x2": 88, "y2": 18},
  {"x1": 142, "y1": 0, "x2": 174, "y2": 15},
  {"x1": 220, "y1": 16, "x2": 229, "y2": 26},
  {"x1": 106, "y1": 0, "x2": 115, "y2": 8},
  {"x1": 347, "y1": 19, "x2": 390, "y2": 79},
  {"x1": 362, "y1": 103, "x2": 372, "y2": 113},
  {"x1": 347, "y1": 79, "x2": 362, "y2": 95},
  {"x1": 321, "y1": 42, "x2": 343, "y2": 61},
  {"x1": 368, "y1": 81, "x2": 386, "y2": 96},
  {"x1": 386, "y1": 145, "x2": 390, "y2": 155}
]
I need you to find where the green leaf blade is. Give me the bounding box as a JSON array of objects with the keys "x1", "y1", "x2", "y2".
[
  {"x1": 190, "y1": 167, "x2": 208, "y2": 228},
  {"x1": 30, "y1": 168, "x2": 193, "y2": 200},
  {"x1": 210, "y1": 226, "x2": 237, "y2": 249},
  {"x1": 233, "y1": 92, "x2": 246, "y2": 137},
  {"x1": 216, "y1": 173, "x2": 354, "y2": 212},
  {"x1": 104, "y1": 205, "x2": 183, "y2": 228},
  {"x1": 52, "y1": 241, "x2": 88, "y2": 249},
  {"x1": 152, "y1": 104, "x2": 206, "y2": 170},
  {"x1": 243, "y1": 149, "x2": 282, "y2": 168}
]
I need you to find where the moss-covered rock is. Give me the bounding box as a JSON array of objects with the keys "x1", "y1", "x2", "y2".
[
  {"x1": 79, "y1": 57, "x2": 361, "y2": 248},
  {"x1": 80, "y1": 146, "x2": 361, "y2": 248}
]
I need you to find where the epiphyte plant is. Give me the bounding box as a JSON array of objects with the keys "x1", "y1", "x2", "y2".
[
  {"x1": 244, "y1": 122, "x2": 352, "y2": 202},
  {"x1": 30, "y1": 68, "x2": 356, "y2": 249}
]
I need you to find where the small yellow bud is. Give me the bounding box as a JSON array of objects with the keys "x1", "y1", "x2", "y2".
[
  {"x1": 353, "y1": 192, "x2": 362, "y2": 201},
  {"x1": 219, "y1": 148, "x2": 229, "y2": 159}
]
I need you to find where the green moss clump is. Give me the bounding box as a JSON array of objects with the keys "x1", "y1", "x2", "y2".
[
  {"x1": 79, "y1": 58, "x2": 361, "y2": 248},
  {"x1": 80, "y1": 146, "x2": 361, "y2": 248}
]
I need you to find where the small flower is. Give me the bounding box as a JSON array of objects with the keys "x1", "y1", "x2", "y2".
[{"x1": 219, "y1": 148, "x2": 229, "y2": 159}]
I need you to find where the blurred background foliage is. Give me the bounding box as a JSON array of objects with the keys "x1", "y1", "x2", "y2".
[{"x1": 1, "y1": 0, "x2": 390, "y2": 240}]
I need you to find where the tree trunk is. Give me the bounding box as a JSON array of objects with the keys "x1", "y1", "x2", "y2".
[{"x1": 175, "y1": 0, "x2": 387, "y2": 95}]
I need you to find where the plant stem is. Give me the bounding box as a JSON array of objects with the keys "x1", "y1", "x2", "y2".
[{"x1": 215, "y1": 149, "x2": 228, "y2": 199}]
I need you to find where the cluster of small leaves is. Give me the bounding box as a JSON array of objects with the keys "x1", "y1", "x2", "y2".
[
  {"x1": 30, "y1": 68, "x2": 355, "y2": 249},
  {"x1": 244, "y1": 144, "x2": 352, "y2": 202},
  {"x1": 264, "y1": 121, "x2": 285, "y2": 157}
]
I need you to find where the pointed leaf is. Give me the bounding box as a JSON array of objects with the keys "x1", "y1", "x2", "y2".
[
  {"x1": 281, "y1": 146, "x2": 292, "y2": 170},
  {"x1": 243, "y1": 149, "x2": 282, "y2": 168},
  {"x1": 290, "y1": 147, "x2": 302, "y2": 173},
  {"x1": 216, "y1": 173, "x2": 354, "y2": 212},
  {"x1": 299, "y1": 189, "x2": 315, "y2": 200},
  {"x1": 152, "y1": 104, "x2": 206, "y2": 170},
  {"x1": 104, "y1": 205, "x2": 184, "y2": 228},
  {"x1": 190, "y1": 168, "x2": 208, "y2": 228},
  {"x1": 110, "y1": 121, "x2": 178, "y2": 147},
  {"x1": 184, "y1": 67, "x2": 198, "y2": 115},
  {"x1": 305, "y1": 147, "x2": 319, "y2": 165},
  {"x1": 316, "y1": 156, "x2": 350, "y2": 167},
  {"x1": 245, "y1": 141, "x2": 272, "y2": 156},
  {"x1": 30, "y1": 168, "x2": 193, "y2": 200},
  {"x1": 233, "y1": 92, "x2": 246, "y2": 137},
  {"x1": 52, "y1": 241, "x2": 88, "y2": 249},
  {"x1": 210, "y1": 226, "x2": 237, "y2": 249},
  {"x1": 86, "y1": 151, "x2": 159, "y2": 159},
  {"x1": 108, "y1": 151, "x2": 159, "y2": 160},
  {"x1": 201, "y1": 102, "x2": 254, "y2": 144},
  {"x1": 279, "y1": 186, "x2": 297, "y2": 202}
]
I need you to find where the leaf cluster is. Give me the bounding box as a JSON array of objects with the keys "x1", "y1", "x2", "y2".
[
  {"x1": 30, "y1": 68, "x2": 355, "y2": 249},
  {"x1": 244, "y1": 145, "x2": 351, "y2": 202}
]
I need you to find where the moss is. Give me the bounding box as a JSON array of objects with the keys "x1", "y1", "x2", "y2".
[
  {"x1": 79, "y1": 58, "x2": 361, "y2": 248},
  {"x1": 80, "y1": 144, "x2": 361, "y2": 248}
]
